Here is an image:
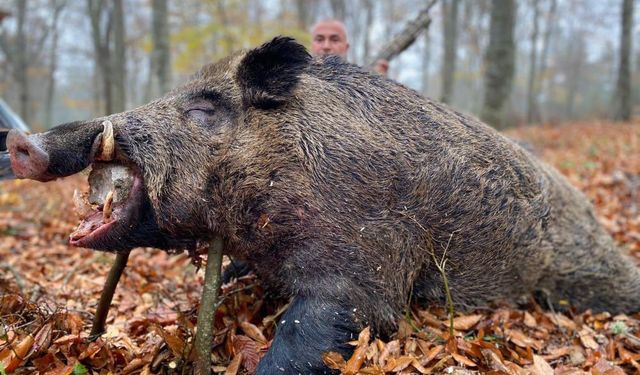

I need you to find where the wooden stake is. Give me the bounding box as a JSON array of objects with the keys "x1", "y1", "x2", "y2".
[
  {"x1": 194, "y1": 236, "x2": 224, "y2": 375},
  {"x1": 90, "y1": 251, "x2": 130, "y2": 340}
]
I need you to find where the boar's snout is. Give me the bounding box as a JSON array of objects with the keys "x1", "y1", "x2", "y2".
[{"x1": 6, "y1": 130, "x2": 51, "y2": 181}]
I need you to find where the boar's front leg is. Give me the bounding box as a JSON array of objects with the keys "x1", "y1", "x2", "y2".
[{"x1": 255, "y1": 295, "x2": 360, "y2": 375}]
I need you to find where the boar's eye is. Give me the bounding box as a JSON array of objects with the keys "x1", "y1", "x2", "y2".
[
  {"x1": 185, "y1": 90, "x2": 236, "y2": 129},
  {"x1": 186, "y1": 100, "x2": 217, "y2": 125},
  {"x1": 187, "y1": 108, "x2": 215, "y2": 123}
]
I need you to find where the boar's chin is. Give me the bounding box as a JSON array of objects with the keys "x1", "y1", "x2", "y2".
[{"x1": 69, "y1": 162, "x2": 148, "y2": 251}]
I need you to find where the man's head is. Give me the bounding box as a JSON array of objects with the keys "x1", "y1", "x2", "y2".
[{"x1": 310, "y1": 19, "x2": 349, "y2": 58}]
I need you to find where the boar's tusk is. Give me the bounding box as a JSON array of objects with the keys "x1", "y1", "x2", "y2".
[
  {"x1": 96, "y1": 120, "x2": 115, "y2": 161},
  {"x1": 73, "y1": 189, "x2": 91, "y2": 218},
  {"x1": 103, "y1": 190, "x2": 114, "y2": 221}
]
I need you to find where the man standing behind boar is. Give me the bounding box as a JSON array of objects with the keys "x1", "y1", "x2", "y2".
[
  {"x1": 310, "y1": 19, "x2": 350, "y2": 58},
  {"x1": 311, "y1": 19, "x2": 389, "y2": 75}
]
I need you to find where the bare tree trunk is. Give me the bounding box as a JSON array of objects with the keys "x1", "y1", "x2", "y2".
[
  {"x1": 111, "y1": 0, "x2": 126, "y2": 113},
  {"x1": 525, "y1": 0, "x2": 540, "y2": 124},
  {"x1": 329, "y1": 0, "x2": 346, "y2": 20},
  {"x1": 460, "y1": 0, "x2": 490, "y2": 113},
  {"x1": 215, "y1": 0, "x2": 234, "y2": 55},
  {"x1": 147, "y1": 0, "x2": 171, "y2": 100},
  {"x1": 88, "y1": 0, "x2": 113, "y2": 115},
  {"x1": 361, "y1": 0, "x2": 374, "y2": 62},
  {"x1": 536, "y1": 0, "x2": 557, "y2": 123},
  {"x1": 92, "y1": 63, "x2": 101, "y2": 115},
  {"x1": 367, "y1": 1, "x2": 436, "y2": 67},
  {"x1": 421, "y1": 28, "x2": 431, "y2": 96},
  {"x1": 440, "y1": 0, "x2": 459, "y2": 104},
  {"x1": 45, "y1": 0, "x2": 66, "y2": 128},
  {"x1": 612, "y1": 0, "x2": 634, "y2": 121},
  {"x1": 15, "y1": 0, "x2": 29, "y2": 124},
  {"x1": 481, "y1": 0, "x2": 516, "y2": 129},
  {"x1": 565, "y1": 35, "x2": 585, "y2": 119},
  {"x1": 295, "y1": 0, "x2": 312, "y2": 30},
  {"x1": 103, "y1": 15, "x2": 113, "y2": 115}
]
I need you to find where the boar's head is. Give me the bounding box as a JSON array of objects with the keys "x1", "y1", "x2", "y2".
[{"x1": 6, "y1": 37, "x2": 312, "y2": 253}]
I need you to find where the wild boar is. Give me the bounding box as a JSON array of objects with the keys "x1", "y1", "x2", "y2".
[{"x1": 7, "y1": 37, "x2": 640, "y2": 374}]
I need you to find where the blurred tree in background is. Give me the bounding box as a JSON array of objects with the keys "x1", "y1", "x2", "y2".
[
  {"x1": 481, "y1": 0, "x2": 515, "y2": 129},
  {"x1": 147, "y1": 0, "x2": 170, "y2": 100},
  {"x1": 440, "y1": 0, "x2": 459, "y2": 104},
  {"x1": 0, "y1": 0, "x2": 637, "y2": 131},
  {"x1": 612, "y1": 0, "x2": 634, "y2": 121}
]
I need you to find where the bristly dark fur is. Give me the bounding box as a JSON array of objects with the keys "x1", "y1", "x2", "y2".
[
  {"x1": 16, "y1": 37, "x2": 640, "y2": 375},
  {"x1": 235, "y1": 36, "x2": 311, "y2": 109}
]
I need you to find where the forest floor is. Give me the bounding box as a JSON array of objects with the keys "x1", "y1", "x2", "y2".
[{"x1": 0, "y1": 121, "x2": 639, "y2": 374}]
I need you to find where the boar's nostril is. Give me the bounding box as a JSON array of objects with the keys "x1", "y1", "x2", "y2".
[
  {"x1": 16, "y1": 146, "x2": 30, "y2": 160},
  {"x1": 6, "y1": 130, "x2": 51, "y2": 180}
]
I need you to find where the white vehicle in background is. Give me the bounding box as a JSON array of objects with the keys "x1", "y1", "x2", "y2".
[{"x1": 0, "y1": 98, "x2": 30, "y2": 179}]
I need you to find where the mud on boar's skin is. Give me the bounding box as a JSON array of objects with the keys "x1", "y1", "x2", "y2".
[{"x1": 5, "y1": 37, "x2": 640, "y2": 375}]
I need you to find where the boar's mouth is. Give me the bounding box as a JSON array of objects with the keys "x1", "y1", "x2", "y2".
[
  {"x1": 68, "y1": 120, "x2": 147, "y2": 251},
  {"x1": 69, "y1": 163, "x2": 145, "y2": 249}
]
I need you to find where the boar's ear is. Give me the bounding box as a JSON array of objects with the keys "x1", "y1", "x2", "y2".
[{"x1": 236, "y1": 36, "x2": 311, "y2": 109}]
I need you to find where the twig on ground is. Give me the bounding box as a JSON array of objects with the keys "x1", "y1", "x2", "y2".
[
  {"x1": 0, "y1": 262, "x2": 26, "y2": 295},
  {"x1": 403, "y1": 213, "x2": 457, "y2": 338},
  {"x1": 542, "y1": 290, "x2": 570, "y2": 342},
  {"x1": 432, "y1": 232, "x2": 456, "y2": 338},
  {"x1": 28, "y1": 285, "x2": 41, "y2": 303}
]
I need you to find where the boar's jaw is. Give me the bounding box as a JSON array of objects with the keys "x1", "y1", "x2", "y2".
[
  {"x1": 68, "y1": 159, "x2": 195, "y2": 252},
  {"x1": 69, "y1": 163, "x2": 146, "y2": 251}
]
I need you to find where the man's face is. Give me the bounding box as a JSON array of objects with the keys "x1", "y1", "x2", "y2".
[{"x1": 311, "y1": 22, "x2": 349, "y2": 58}]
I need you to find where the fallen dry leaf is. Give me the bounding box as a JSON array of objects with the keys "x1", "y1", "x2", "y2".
[
  {"x1": 528, "y1": 354, "x2": 554, "y2": 375},
  {"x1": 225, "y1": 352, "x2": 243, "y2": 375},
  {"x1": 358, "y1": 365, "x2": 386, "y2": 375},
  {"x1": 383, "y1": 355, "x2": 414, "y2": 372},
  {"x1": 378, "y1": 339, "x2": 400, "y2": 367},
  {"x1": 452, "y1": 352, "x2": 477, "y2": 367},
  {"x1": 233, "y1": 334, "x2": 260, "y2": 372},
  {"x1": 121, "y1": 358, "x2": 145, "y2": 374},
  {"x1": 0, "y1": 334, "x2": 34, "y2": 372},
  {"x1": 344, "y1": 327, "x2": 371, "y2": 375},
  {"x1": 507, "y1": 328, "x2": 543, "y2": 350},
  {"x1": 578, "y1": 327, "x2": 600, "y2": 350},
  {"x1": 481, "y1": 348, "x2": 514, "y2": 374},
  {"x1": 440, "y1": 366, "x2": 478, "y2": 374},
  {"x1": 151, "y1": 325, "x2": 185, "y2": 357},
  {"x1": 420, "y1": 344, "x2": 444, "y2": 366},
  {"x1": 239, "y1": 321, "x2": 267, "y2": 345},
  {"x1": 542, "y1": 346, "x2": 571, "y2": 361},
  {"x1": 396, "y1": 318, "x2": 414, "y2": 339},
  {"x1": 44, "y1": 364, "x2": 75, "y2": 375},
  {"x1": 29, "y1": 321, "x2": 53, "y2": 358},
  {"x1": 523, "y1": 311, "x2": 537, "y2": 328},
  {"x1": 322, "y1": 351, "x2": 346, "y2": 370},
  {"x1": 591, "y1": 357, "x2": 625, "y2": 375},
  {"x1": 453, "y1": 314, "x2": 484, "y2": 331}
]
